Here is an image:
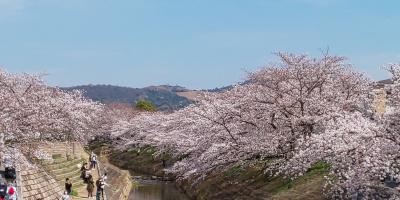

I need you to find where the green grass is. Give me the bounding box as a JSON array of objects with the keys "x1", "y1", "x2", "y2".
[
  {"x1": 271, "y1": 162, "x2": 329, "y2": 194},
  {"x1": 269, "y1": 162, "x2": 329, "y2": 200},
  {"x1": 185, "y1": 160, "x2": 329, "y2": 200},
  {"x1": 101, "y1": 146, "x2": 175, "y2": 177},
  {"x1": 223, "y1": 165, "x2": 244, "y2": 178},
  {"x1": 88, "y1": 140, "x2": 328, "y2": 200},
  {"x1": 308, "y1": 161, "x2": 330, "y2": 173},
  {"x1": 270, "y1": 179, "x2": 294, "y2": 194},
  {"x1": 70, "y1": 189, "x2": 78, "y2": 197},
  {"x1": 52, "y1": 154, "x2": 63, "y2": 159}
]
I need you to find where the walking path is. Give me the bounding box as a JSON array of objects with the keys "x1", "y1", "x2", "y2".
[
  {"x1": 39, "y1": 143, "x2": 102, "y2": 200},
  {"x1": 74, "y1": 152, "x2": 100, "y2": 200}
]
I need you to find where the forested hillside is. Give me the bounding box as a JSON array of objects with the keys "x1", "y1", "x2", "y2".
[{"x1": 63, "y1": 85, "x2": 192, "y2": 111}]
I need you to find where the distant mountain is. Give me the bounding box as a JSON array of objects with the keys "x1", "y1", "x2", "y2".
[
  {"x1": 143, "y1": 85, "x2": 189, "y2": 93},
  {"x1": 374, "y1": 79, "x2": 393, "y2": 89},
  {"x1": 205, "y1": 81, "x2": 250, "y2": 92},
  {"x1": 63, "y1": 84, "x2": 192, "y2": 111},
  {"x1": 377, "y1": 79, "x2": 393, "y2": 85},
  {"x1": 205, "y1": 85, "x2": 235, "y2": 92}
]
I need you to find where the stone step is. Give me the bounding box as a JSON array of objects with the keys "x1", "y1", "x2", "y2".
[
  {"x1": 74, "y1": 197, "x2": 96, "y2": 200},
  {"x1": 45, "y1": 157, "x2": 77, "y2": 165},
  {"x1": 66, "y1": 173, "x2": 82, "y2": 183},
  {"x1": 32, "y1": 144, "x2": 98, "y2": 200},
  {"x1": 39, "y1": 149, "x2": 73, "y2": 157},
  {"x1": 40, "y1": 155, "x2": 78, "y2": 165},
  {"x1": 52, "y1": 164, "x2": 80, "y2": 175},
  {"x1": 54, "y1": 170, "x2": 81, "y2": 181},
  {"x1": 40, "y1": 148, "x2": 69, "y2": 152},
  {"x1": 38, "y1": 150, "x2": 68, "y2": 154},
  {"x1": 58, "y1": 178, "x2": 82, "y2": 186},
  {"x1": 45, "y1": 158, "x2": 84, "y2": 170},
  {"x1": 39, "y1": 148, "x2": 71, "y2": 154},
  {"x1": 50, "y1": 157, "x2": 69, "y2": 163},
  {"x1": 53, "y1": 168, "x2": 86, "y2": 184},
  {"x1": 58, "y1": 179, "x2": 85, "y2": 189}
]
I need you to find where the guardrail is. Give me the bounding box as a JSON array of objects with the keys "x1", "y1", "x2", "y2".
[
  {"x1": 16, "y1": 168, "x2": 23, "y2": 200},
  {"x1": 96, "y1": 160, "x2": 108, "y2": 200}
]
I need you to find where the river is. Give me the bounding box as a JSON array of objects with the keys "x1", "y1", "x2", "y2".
[{"x1": 129, "y1": 179, "x2": 190, "y2": 200}]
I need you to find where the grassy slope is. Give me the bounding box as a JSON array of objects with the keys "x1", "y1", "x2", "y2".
[
  {"x1": 90, "y1": 142, "x2": 327, "y2": 200},
  {"x1": 108, "y1": 147, "x2": 167, "y2": 176},
  {"x1": 270, "y1": 163, "x2": 328, "y2": 200},
  {"x1": 180, "y1": 162, "x2": 327, "y2": 200},
  {"x1": 89, "y1": 141, "x2": 170, "y2": 177}
]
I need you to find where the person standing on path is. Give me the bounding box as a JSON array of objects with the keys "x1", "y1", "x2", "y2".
[
  {"x1": 65, "y1": 178, "x2": 72, "y2": 195},
  {"x1": 87, "y1": 176, "x2": 95, "y2": 198},
  {"x1": 101, "y1": 172, "x2": 108, "y2": 185}
]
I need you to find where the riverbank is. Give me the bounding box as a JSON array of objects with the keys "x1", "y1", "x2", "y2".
[
  {"x1": 87, "y1": 141, "x2": 132, "y2": 200},
  {"x1": 98, "y1": 156, "x2": 132, "y2": 200},
  {"x1": 89, "y1": 141, "x2": 327, "y2": 200},
  {"x1": 178, "y1": 162, "x2": 327, "y2": 200}
]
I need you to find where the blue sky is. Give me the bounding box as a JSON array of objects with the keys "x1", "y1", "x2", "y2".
[{"x1": 1, "y1": 0, "x2": 399, "y2": 89}]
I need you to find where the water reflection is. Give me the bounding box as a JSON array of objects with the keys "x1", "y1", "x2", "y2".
[{"x1": 129, "y1": 181, "x2": 189, "y2": 200}]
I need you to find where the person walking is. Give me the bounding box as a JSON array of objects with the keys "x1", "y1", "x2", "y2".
[
  {"x1": 61, "y1": 191, "x2": 71, "y2": 200},
  {"x1": 91, "y1": 153, "x2": 97, "y2": 170},
  {"x1": 80, "y1": 162, "x2": 88, "y2": 179},
  {"x1": 95, "y1": 178, "x2": 102, "y2": 200},
  {"x1": 65, "y1": 178, "x2": 72, "y2": 195},
  {"x1": 87, "y1": 176, "x2": 95, "y2": 198},
  {"x1": 89, "y1": 152, "x2": 95, "y2": 169},
  {"x1": 0, "y1": 181, "x2": 6, "y2": 200},
  {"x1": 7, "y1": 183, "x2": 17, "y2": 200},
  {"x1": 85, "y1": 169, "x2": 92, "y2": 183}
]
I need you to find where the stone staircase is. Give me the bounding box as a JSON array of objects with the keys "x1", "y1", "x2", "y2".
[
  {"x1": 43, "y1": 157, "x2": 86, "y2": 191},
  {"x1": 18, "y1": 142, "x2": 105, "y2": 200},
  {"x1": 39, "y1": 143, "x2": 101, "y2": 200}
]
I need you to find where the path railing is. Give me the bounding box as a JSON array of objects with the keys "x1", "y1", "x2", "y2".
[
  {"x1": 96, "y1": 160, "x2": 108, "y2": 200},
  {"x1": 15, "y1": 168, "x2": 23, "y2": 200}
]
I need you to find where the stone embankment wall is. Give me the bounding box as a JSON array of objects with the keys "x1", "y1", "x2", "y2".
[
  {"x1": 20, "y1": 166, "x2": 64, "y2": 200},
  {"x1": 100, "y1": 154, "x2": 132, "y2": 200}
]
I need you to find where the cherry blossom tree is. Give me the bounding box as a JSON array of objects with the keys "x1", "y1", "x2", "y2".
[
  {"x1": 0, "y1": 69, "x2": 105, "y2": 166},
  {"x1": 279, "y1": 111, "x2": 399, "y2": 199},
  {"x1": 111, "y1": 52, "x2": 373, "y2": 187},
  {"x1": 279, "y1": 63, "x2": 400, "y2": 199}
]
